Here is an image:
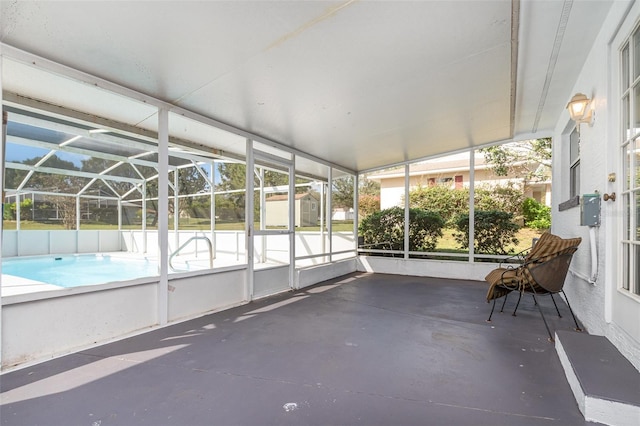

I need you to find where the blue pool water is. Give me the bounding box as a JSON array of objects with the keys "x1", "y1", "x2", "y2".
[{"x1": 2, "y1": 255, "x2": 158, "y2": 288}]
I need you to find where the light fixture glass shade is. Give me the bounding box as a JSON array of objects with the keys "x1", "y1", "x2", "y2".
[{"x1": 567, "y1": 93, "x2": 591, "y2": 122}]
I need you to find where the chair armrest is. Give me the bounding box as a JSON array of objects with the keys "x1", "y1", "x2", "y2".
[{"x1": 499, "y1": 248, "x2": 529, "y2": 268}]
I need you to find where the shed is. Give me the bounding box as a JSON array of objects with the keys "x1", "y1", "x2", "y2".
[{"x1": 265, "y1": 193, "x2": 318, "y2": 227}]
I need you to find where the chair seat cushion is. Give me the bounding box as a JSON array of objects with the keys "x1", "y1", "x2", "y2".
[{"x1": 485, "y1": 267, "x2": 520, "y2": 302}]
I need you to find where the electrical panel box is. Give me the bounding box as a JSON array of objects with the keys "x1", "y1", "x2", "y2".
[{"x1": 581, "y1": 194, "x2": 601, "y2": 226}]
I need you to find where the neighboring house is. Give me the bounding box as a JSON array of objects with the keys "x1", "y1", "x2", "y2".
[
  {"x1": 265, "y1": 193, "x2": 318, "y2": 227},
  {"x1": 367, "y1": 152, "x2": 551, "y2": 209}
]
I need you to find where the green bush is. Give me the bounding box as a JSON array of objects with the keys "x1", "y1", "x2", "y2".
[
  {"x1": 3, "y1": 203, "x2": 13, "y2": 220},
  {"x1": 522, "y1": 198, "x2": 551, "y2": 230},
  {"x1": 3, "y1": 198, "x2": 33, "y2": 221},
  {"x1": 408, "y1": 185, "x2": 468, "y2": 226},
  {"x1": 358, "y1": 206, "x2": 444, "y2": 252},
  {"x1": 453, "y1": 210, "x2": 520, "y2": 255},
  {"x1": 474, "y1": 183, "x2": 525, "y2": 220},
  {"x1": 408, "y1": 183, "x2": 525, "y2": 226}
]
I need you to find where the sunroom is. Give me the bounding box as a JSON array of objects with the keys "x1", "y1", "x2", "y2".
[{"x1": 1, "y1": 1, "x2": 639, "y2": 425}]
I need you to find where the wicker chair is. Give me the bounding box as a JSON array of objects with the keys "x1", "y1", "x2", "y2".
[{"x1": 484, "y1": 232, "x2": 582, "y2": 341}]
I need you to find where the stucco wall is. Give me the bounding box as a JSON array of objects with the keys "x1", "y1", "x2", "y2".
[{"x1": 552, "y1": 0, "x2": 640, "y2": 370}]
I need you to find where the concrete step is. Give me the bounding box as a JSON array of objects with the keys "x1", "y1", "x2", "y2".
[{"x1": 555, "y1": 330, "x2": 640, "y2": 426}]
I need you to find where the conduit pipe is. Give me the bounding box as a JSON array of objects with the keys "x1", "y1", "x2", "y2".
[
  {"x1": 570, "y1": 226, "x2": 598, "y2": 284},
  {"x1": 589, "y1": 226, "x2": 598, "y2": 283}
]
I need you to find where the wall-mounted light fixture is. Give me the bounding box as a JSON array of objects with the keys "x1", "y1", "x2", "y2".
[{"x1": 566, "y1": 93, "x2": 594, "y2": 129}]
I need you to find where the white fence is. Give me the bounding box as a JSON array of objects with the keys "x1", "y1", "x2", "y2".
[{"x1": 2, "y1": 229, "x2": 356, "y2": 266}]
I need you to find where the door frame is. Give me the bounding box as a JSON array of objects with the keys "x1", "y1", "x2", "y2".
[{"x1": 245, "y1": 139, "x2": 295, "y2": 301}]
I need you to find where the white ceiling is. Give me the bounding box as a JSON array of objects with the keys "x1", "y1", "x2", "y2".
[{"x1": 0, "y1": 0, "x2": 614, "y2": 173}]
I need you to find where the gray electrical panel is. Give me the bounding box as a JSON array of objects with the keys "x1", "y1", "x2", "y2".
[{"x1": 581, "y1": 194, "x2": 601, "y2": 226}]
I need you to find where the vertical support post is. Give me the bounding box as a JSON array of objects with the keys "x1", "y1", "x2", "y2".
[
  {"x1": 76, "y1": 196, "x2": 81, "y2": 251},
  {"x1": 320, "y1": 178, "x2": 325, "y2": 256},
  {"x1": 468, "y1": 150, "x2": 475, "y2": 263},
  {"x1": 289, "y1": 155, "x2": 296, "y2": 289},
  {"x1": 142, "y1": 183, "x2": 147, "y2": 254},
  {"x1": 245, "y1": 139, "x2": 255, "y2": 301},
  {"x1": 157, "y1": 108, "x2": 169, "y2": 326},
  {"x1": 259, "y1": 168, "x2": 266, "y2": 263},
  {"x1": 210, "y1": 161, "x2": 216, "y2": 262},
  {"x1": 327, "y1": 167, "x2": 333, "y2": 262},
  {"x1": 0, "y1": 54, "x2": 5, "y2": 369},
  {"x1": 15, "y1": 195, "x2": 20, "y2": 230},
  {"x1": 354, "y1": 174, "x2": 359, "y2": 254},
  {"x1": 76, "y1": 195, "x2": 81, "y2": 229},
  {"x1": 117, "y1": 198, "x2": 122, "y2": 230},
  {"x1": 173, "y1": 167, "x2": 179, "y2": 252},
  {"x1": 404, "y1": 164, "x2": 410, "y2": 259},
  {"x1": 117, "y1": 198, "x2": 122, "y2": 251}
]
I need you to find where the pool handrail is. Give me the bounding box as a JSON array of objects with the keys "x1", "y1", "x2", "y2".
[{"x1": 169, "y1": 236, "x2": 214, "y2": 271}]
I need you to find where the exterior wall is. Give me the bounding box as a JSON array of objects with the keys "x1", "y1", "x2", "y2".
[
  {"x1": 168, "y1": 269, "x2": 245, "y2": 322},
  {"x1": 297, "y1": 259, "x2": 357, "y2": 289},
  {"x1": 1, "y1": 281, "x2": 158, "y2": 368},
  {"x1": 380, "y1": 176, "x2": 405, "y2": 208},
  {"x1": 552, "y1": 1, "x2": 640, "y2": 370},
  {"x1": 357, "y1": 256, "x2": 495, "y2": 282},
  {"x1": 1, "y1": 268, "x2": 248, "y2": 369},
  {"x1": 254, "y1": 266, "x2": 289, "y2": 298}
]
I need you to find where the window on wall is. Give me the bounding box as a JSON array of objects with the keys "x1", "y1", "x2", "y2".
[
  {"x1": 455, "y1": 175, "x2": 463, "y2": 189},
  {"x1": 569, "y1": 127, "x2": 580, "y2": 199},
  {"x1": 621, "y1": 29, "x2": 640, "y2": 295}
]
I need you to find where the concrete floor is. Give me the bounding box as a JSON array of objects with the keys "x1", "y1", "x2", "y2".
[{"x1": 0, "y1": 272, "x2": 593, "y2": 425}]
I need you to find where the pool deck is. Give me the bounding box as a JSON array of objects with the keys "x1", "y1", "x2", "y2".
[
  {"x1": 0, "y1": 274, "x2": 61, "y2": 297},
  {"x1": 0, "y1": 272, "x2": 593, "y2": 425}
]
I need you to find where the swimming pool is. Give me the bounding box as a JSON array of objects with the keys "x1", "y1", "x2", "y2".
[{"x1": 2, "y1": 255, "x2": 158, "y2": 288}]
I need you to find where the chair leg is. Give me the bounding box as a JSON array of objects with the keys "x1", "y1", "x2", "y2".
[
  {"x1": 499, "y1": 292, "x2": 509, "y2": 313},
  {"x1": 512, "y1": 291, "x2": 523, "y2": 316},
  {"x1": 549, "y1": 293, "x2": 562, "y2": 318},
  {"x1": 487, "y1": 298, "x2": 497, "y2": 322},
  {"x1": 531, "y1": 290, "x2": 554, "y2": 342},
  {"x1": 561, "y1": 290, "x2": 582, "y2": 332}
]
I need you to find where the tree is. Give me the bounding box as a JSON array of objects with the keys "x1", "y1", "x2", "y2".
[
  {"x1": 331, "y1": 175, "x2": 380, "y2": 211},
  {"x1": 480, "y1": 138, "x2": 551, "y2": 181},
  {"x1": 332, "y1": 176, "x2": 354, "y2": 209},
  {"x1": 358, "y1": 193, "x2": 380, "y2": 217},
  {"x1": 81, "y1": 157, "x2": 141, "y2": 197},
  {"x1": 14, "y1": 155, "x2": 85, "y2": 229},
  {"x1": 172, "y1": 167, "x2": 209, "y2": 217},
  {"x1": 216, "y1": 162, "x2": 320, "y2": 221},
  {"x1": 216, "y1": 163, "x2": 244, "y2": 186}
]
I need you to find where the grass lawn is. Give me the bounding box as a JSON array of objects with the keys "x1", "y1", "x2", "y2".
[{"x1": 435, "y1": 227, "x2": 543, "y2": 254}]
